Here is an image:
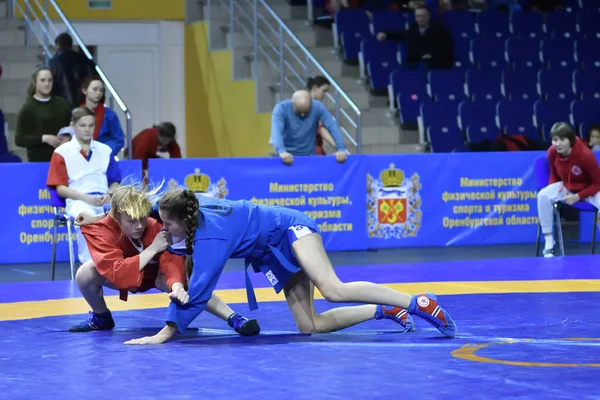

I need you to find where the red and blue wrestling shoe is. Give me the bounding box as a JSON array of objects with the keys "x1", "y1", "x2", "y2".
[
  {"x1": 375, "y1": 305, "x2": 415, "y2": 332},
  {"x1": 228, "y1": 312, "x2": 261, "y2": 336},
  {"x1": 408, "y1": 293, "x2": 456, "y2": 338},
  {"x1": 68, "y1": 311, "x2": 116, "y2": 332}
]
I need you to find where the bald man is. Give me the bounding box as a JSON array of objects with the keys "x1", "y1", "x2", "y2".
[{"x1": 270, "y1": 90, "x2": 347, "y2": 166}]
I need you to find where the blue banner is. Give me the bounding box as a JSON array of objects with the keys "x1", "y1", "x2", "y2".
[
  {"x1": 148, "y1": 156, "x2": 367, "y2": 251},
  {"x1": 365, "y1": 152, "x2": 542, "y2": 248},
  {"x1": 3, "y1": 160, "x2": 141, "y2": 264},
  {"x1": 4, "y1": 151, "x2": 600, "y2": 265}
]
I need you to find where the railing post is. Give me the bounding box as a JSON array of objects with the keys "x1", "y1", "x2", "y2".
[
  {"x1": 307, "y1": 0, "x2": 313, "y2": 24},
  {"x1": 126, "y1": 114, "x2": 133, "y2": 159},
  {"x1": 207, "y1": 0, "x2": 212, "y2": 51},
  {"x1": 253, "y1": 0, "x2": 259, "y2": 112},
  {"x1": 356, "y1": 113, "x2": 361, "y2": 154},
  {"x1": 335, "y1": 91, "x2": 340, "y2": 127},
  {"x1": 305, "y1": 54, "x2": 310, "y2": 79},
  {"x1": 278, "y1": 24, "x2": 284, "y2": 100},
  {"x1": 7, "y1": 0, "x2": 14, "y2": 18},
  {"x1": 43, "y1": 0, "x2": 50, "y2": 64},
  {"x1": 229, "y1": 0, "x2": 234, "y2": 50},
  {"x1": 24, "y1": 0, "x2": 31, "y2": 46}
]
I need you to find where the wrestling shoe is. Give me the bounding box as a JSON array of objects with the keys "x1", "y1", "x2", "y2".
[
  {"x1": 375, "y1": 305, "x2": 415, "y2": 333},
  {"x1": 408, "y1": 293, "x2": 457, "y2": 338},
  {"x1": 68, "y1": 311, "x2": 115, "y2": 332},
  {"x1": 228, "y1": 312, "x2": 261, "y2": 336}
]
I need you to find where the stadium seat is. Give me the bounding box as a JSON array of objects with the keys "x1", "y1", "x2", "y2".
[{"x1": 427, "y1": 123, "x2": 468, "y2": 153}]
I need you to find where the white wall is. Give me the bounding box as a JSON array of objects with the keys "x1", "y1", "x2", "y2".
[{"x1": 51, "y1": 21, "x2": 187, "y2": 157}]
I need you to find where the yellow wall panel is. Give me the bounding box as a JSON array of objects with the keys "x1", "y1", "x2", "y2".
[
  {"x1": 184, "y1": 22, "x2": 272, "y2": 158},
  {"x1": 15, "y1": 0, "x2": 184, "y2": 20}
]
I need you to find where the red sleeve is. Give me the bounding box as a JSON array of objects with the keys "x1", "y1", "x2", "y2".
[
  {"x1": 169, "y1": 142, "x2": 182, "y2": 159},
  {"x1": 46, "y1": 152, "x2": 69, "y2": 188},
  {"x1": 81, "y1": 221, "x2": 144, "y2": 289},
  {"x1": 132, "y1": 130, "x2": 154, "y2": 160},
  {"x1": 577, "y1": 151, "x2": 600, "y2": 199},
  {"x1": 146, "y1": 219, "x2": 186, "y2": 290},
  {"x1": 547, "y1": 148, "x2": 560, "y2": 185}
]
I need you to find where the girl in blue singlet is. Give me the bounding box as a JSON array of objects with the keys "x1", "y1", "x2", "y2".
[{"x1": 125, "y1": 187, "x2": 457, "y2": 345}]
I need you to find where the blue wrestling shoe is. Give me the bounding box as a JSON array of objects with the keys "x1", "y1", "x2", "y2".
[
  {"x1": 228, "y1": 313, "x2": 261, "y2": 336},
  {"x1": 375, "y1": 305, "x2": 415, "y2": 332},
  {"x1": 408, "y1": 293, "x2": 457, "y2": 338},
  {"x1": 68, "y1": 311, "x2": 115, "y2": 332}
]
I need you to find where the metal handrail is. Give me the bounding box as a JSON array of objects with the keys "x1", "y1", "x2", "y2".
[
  {"x1": 207, "y1": 0, "x2": 361, "y2": 153},
  {"x1": 8, "y1": 0, "x2": 133, "y2": 159}
]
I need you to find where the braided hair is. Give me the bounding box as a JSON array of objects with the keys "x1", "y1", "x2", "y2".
[
  {"x1": 182, "y1": 190, "x2": 199, "y2": 278},
  {"x1": 158, "y1": 188, "x2": 200, "y2": 283}
]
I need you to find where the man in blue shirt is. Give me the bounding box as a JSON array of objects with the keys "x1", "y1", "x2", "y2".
[{"x1": 270, "y1": 90, "x2": 348, "y2": 166}]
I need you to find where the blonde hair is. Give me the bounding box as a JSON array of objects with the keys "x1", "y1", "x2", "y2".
[
  {"x1": 71, "y1": 107, "x2": 95, "y2": 123},
  {"x1": 109, "y1": 181, "x2": 162, "y2": 220}
]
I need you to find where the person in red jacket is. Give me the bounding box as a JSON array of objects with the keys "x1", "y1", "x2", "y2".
[
  {"x1": 537, "y1": 122, "x2": 600, "y2": 257},
  {"x1": 132, "y1": 122, "x2": 181, "y2": 179},
  {"x1": 69, "y1": 184, "x2": 260, "y2": 336}
]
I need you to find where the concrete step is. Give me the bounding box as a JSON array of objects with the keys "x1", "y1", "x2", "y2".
[
  {"x1": 0, "y1": 29, "x2": 24, "y2": 46},
  {"x1": 0, "y1": 18, "x2": 23, "y2": 30},
  {"x1": 361, "y1": 143, "x2": 426, "y2": 154},
  {"x1": 0, "y1": 79, "x2": 29, "y2": 96},
  {"x1": 1, "y1": 60, "x2": 39, "y2": 79},
  {"x1": 206, "y1": 1, "x2": 306, "y2": 21},
  {"x1": 0, "y1": 1, "x2": 7, "y2": 19},
  {"x1": 0, "y1": 45, "x2": 43, "y2": 63},
  {"x1": 0, "y1": 93, "x2": 26, "y2": 114}
]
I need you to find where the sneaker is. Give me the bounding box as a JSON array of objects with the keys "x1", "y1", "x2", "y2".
[
  {"x1": 375, "y1": 305, "x2": 415, "y2": 332},
  {"x1": 228, "y1": 313, "x2": 261, "y2": 336},
  {"x1": 543, "y1": 248, "x2": 554, "y2": 258},
  {"x1": 68, "y1": 311, "x2": 115, "y2": 332},
  {"x1": 408, "y1": 293, "x2": 457, "y2": 338}
]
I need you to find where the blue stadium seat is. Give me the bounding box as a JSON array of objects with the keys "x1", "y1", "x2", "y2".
[
  {"x1": 470, "y1": 38, "x2": 508, "y2": 70},
  {"x1": 342, "y1": 31, "x2": 373, "y2": 62},
  {"x1": 466, "y1": 123, "x2": 499, "y2": 144},
  {"x1": 571, "y1": 98, "x2": 600, "y2": 128},
  {"x1": 477, "y1": 11, "x2": 510, "y2": 39},
  {"x1": 533, "y1": 99, "x2": 571, "y2": 128},
  {"x1": 368, "y1": 58, "x2": 397, "y2": 91},
  {"x1": 371, "y1": 10, "x2": 406, "y2": 34},
  {"x1": 545, "y1": 10, "x2": 578, "y2": 39},
  {"x1": 428, "y1": 70, "x2": 467, "y2": 103},
  {"x1": 334, "y1": 9, "x2": 370, "y2": 48},
  {"x1": 458, "y1": 100, "x2": 497, "y2": 130},
  {"x1": 421, "y1": 101, "x2": 459, "y2": 133},
  {"x1": 510, "y1": 11, "x2": 543, "y2": 39},
  {"x1": 442, "y1": 10, "x2": 476, "y2": 40},
  {"x1": 496, "y1": 99, "x2": 535, "y2": 130},
  {"x1": 360, "y1": 38, "x2": 397, "y2": 79},
  {"x1": 575, "y1": 39, "x2": 600, "y2": 70},
  {"x1": 466, "y1": 69, "x2": 503, "y2": 102},
  {"x1": 388, "y1": 68, "x2": 428, "y2": 106},
  {"x1": 506, "y1": 38, "x2": 541, "y2": 70},
  {"x1": 453, "y1": 38, "x2": 473, "y2": 70},
  {"x1": 578, "y1": 12, "x2": 600, "y2": 40},
  {"x1": 427, "y1": 123, "x2": 468, "y2": 153},
  {"x1": 541, "y1": 38, "x2": 578, "y2": 70},
  {"x1": 397, "y1": 91, "x2": 429, "y2": 125},
  {"x1": 573, "y1": 69, "x2": 600, "y2": 97},
  {"x1": 538, "y1": 69, "x2": 575, "y2": 100},
  {"x1": 504, "y1": 122, "x2": 540, "y2": 141},
  {"x1": 503, "y1": 69, "x2": 539, "y2": 101}
]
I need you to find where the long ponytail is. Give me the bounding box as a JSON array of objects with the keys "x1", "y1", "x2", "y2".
[{"x1": 182, "y1": 190, "x2": 199, "y2": 280}]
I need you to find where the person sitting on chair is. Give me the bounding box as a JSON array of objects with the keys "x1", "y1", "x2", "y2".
[
  {"x1": 46, "y1": 107, "x2": 121, "y2": 264},
  {"x1": 537, "y1": 122, "x2": 600, "y2": 257}
]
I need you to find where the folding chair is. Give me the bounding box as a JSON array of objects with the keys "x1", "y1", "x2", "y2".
[
  {"x1": 533, "y1": 156, "x2": 598, "y2": 257},
  {"x1": 49, "y1": 189, "x2": 76, "y2": 280}
]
